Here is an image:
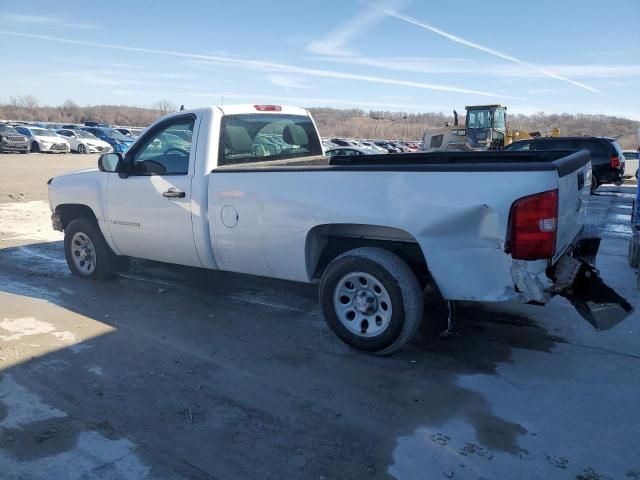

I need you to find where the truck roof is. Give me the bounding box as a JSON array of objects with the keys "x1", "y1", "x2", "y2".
[
  {"x1": 465, "y1": 104, "x2": 506, "y2": 110},
  {"x1": 216, "y1": 104, "x2": 310, "y2": 116}
]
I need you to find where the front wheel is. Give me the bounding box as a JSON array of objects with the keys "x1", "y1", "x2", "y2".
[
  {"x1": 64, "y1": 217, "x2": 119, "y2": 280},
  {"x1": 320, "y1": 247, "x2": 424, "y2": 355},
  {"x1": 77, "y1": 143, "x2": 87, "y2": 154}
]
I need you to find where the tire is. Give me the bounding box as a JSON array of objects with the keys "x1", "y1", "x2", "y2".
[
  {"x1": 629, "y1": 234, "x2": 640, "y2": 269},
  {"x1": 590, "y1": 175, "x2": 599, "y2": 195},
  {"x1": 64, "y1": 217, "x2": 119, "y2": 280},
  {"x1": 319, "y1": 247, "x2": 423, "y2": 355},
  {"x1": 31, "y1": 141, "x2": 40, "y2": 153},
  {"x1": 77, "y1": 144, "x2": 87, "y2": 154}
]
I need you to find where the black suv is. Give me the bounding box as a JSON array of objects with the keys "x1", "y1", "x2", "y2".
[{"x1": 504, "y1": 136, "x2": 625, "y2": 194}]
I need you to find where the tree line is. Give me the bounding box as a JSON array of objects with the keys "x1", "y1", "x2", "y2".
[{"x1": 1, "y1": 97, "x2": 638, "y2": 148}]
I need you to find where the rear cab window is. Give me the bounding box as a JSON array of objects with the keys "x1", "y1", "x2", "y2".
[{"x1": 218, "y1": 114, "x2": 323, "y2": 167}]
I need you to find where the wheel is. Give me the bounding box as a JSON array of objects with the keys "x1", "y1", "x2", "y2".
[
  {"x1": 64, "y1": 217, "x2": 119, "y2": 280},
  {"x1": 590, "y1": 175, "x2": 599, "y2": 195},
  {"x1": 319, "y1": 247, "x2": 423, "y2": 355},
  {"x1": 77, "y1": 143, "x2": 87, "y2": 154},
  {"x1": 629, "y1": 234, "x2": 640, "y2": 268},
  {"x1": 31, "y1": 141, "x2": 40, "y2": 153},
  {"x1": 20, "y1": 150, "x2": 28, "y2": 154}
]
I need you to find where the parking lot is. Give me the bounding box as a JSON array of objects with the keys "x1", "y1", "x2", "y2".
[{"x1": 0, "y1": 153, "x2": 639, "y2": 479}]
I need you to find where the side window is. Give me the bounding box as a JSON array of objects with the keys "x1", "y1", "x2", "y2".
[
  {"x1": 430, "y1": 134, "x2": 444, "y2": 148},
  {"x1": 572, "y1": 140, "x2": 605, "y2": 157},
  {"x1": 131, "y1": 116, "x2": 195, "y2": 176}
]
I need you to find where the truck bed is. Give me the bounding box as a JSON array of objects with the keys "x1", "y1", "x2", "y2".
[{"x1": 214, "y1": 150, "x2": 590, "y2": 178}]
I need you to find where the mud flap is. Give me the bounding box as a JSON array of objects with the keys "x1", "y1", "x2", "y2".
[{"x1": 552, "y1": 257, "x2": 634, "y2": 331}]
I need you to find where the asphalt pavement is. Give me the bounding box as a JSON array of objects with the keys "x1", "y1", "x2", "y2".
[{"x1": 0, "y1": 153, "x2": 638, "y2": 479}]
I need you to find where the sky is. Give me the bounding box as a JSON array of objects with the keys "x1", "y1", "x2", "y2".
[{"x1": 0, "y1": 0, "x2": 638, "y2": 119}]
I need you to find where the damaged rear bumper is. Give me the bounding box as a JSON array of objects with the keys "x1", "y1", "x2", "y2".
[{"x1": 547, "y1": 227, "x2": 633, "y2": 331}]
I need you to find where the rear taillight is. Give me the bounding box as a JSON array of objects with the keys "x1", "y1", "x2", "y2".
[
  {"x1": 611, "y1": 156, "x2": 621, "y2": 169},
  {"x1": 254, "y1": 105, "x2": 282, "y2": 112},
  {"x1": 508, "y1": 190, "x2": 558, "y2": 260}
]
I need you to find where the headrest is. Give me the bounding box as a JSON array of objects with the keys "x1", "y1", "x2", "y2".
[
  {"x1": 225, "y1": 126, "x2": 252, "y2": 152},
  {"x1": 283, "y1": 124, "x2": 308, "y2": 146}
]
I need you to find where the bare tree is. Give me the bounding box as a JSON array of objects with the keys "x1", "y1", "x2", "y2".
[
  {"x1": 9, "y1": 95, "x2": 40, "y2": 109},
  {"x1": 151, "y1": 99, "x2": 177, "y2": 116}
]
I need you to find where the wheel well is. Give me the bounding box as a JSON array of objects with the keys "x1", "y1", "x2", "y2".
[
  {"x1": 55, "y1": 204, "x2": 97, "y2": 230},
  {"x1": 306, "y1": 224, "x2": 430, "y2": 286}
]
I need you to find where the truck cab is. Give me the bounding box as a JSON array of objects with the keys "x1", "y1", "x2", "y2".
[{"x1": 464, "y1": 105, "x2": 507, "y2": 150}]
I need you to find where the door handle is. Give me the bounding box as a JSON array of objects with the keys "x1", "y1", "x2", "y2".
[{"x1": 162, "y1": 188, "x2": 185, "y2": 198}]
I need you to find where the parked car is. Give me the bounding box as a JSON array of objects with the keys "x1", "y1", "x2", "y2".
[
  {"x1": 61, "y1": 124, "x2": 83, "y2": 130},
  {"x1": 0, "y1": 124, "x2": 30, "y2": 153},
  {"x1": 115, "y1": 128, "x2": 136, "y2": 138},
  {"x1": 14, "y1": 126, "x2": 70, "y2": 153},
  {"x1": 84, "y1": 121, "x2": 112, "y2": 128},
  {"x1": 330, "y1": 138, "x2": 356, "y2": 147},
  {"x1": 622, "y1": 150, "x2": 639, "y2": 179},
  {"x1": 47, "y1": 104, "x2": 632, "y2": 355},
  {"x1": 325, "y1": 147, "x2": 376, "y2": 156},
  {"x1": 503, "y1": 137, "x2": 625, "y2": 194},
  {"x1": 374, "y1": 141, "x2": 401, "y2": 153},
  {"x1": 359, "y1": 141, "x2": 387, "y2": 153},
  {"x1": 81, "y1": 127, "x2": 134, "y2": 154},
  {"x1": 56, "y1": 129, "x2": 113, "y2": 154}
]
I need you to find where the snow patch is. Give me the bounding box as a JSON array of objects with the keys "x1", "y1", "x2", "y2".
[
  {"x1": 0, "y1": 375, "x2": 67, "y2": 429},
  {"x1": 51, "y1": 331, "x2": 78, "y2": 343},
  {"x1": 0, "y1": 201, "x2": 63, "y2": 242},
  {"x1": 0, "y1": 317, "x2": 56, "y2": 341}
]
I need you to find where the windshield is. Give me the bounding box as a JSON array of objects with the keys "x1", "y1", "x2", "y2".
[
  {"x1": 31, "y1": 128, "x2": 55, "y2": 136},
  {"x1": 466, "y1": 109, "x2": 493, "y2": 129},
  {"x1": 219, "y1": 114, "x2": 322, "y2": 166},
  {"x1": 0, "y1": 125, "x2": 18, "y2": 134},
  {"x1": 102, "y1": 128, "x2": 132, "y2": 142},
  {"x1": 76, "y1": 130, "x2": 98, "y2": 139}
]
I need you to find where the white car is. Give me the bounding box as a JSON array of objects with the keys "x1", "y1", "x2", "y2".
[
  {"x1": 47, "y1": 104, "x2": 632, "y2": 354},
  {"x1": 56, "y1": 129, "x2": 113, "y2": 154},
  {"x1": 14, "y1": 126, "x2": 70, "y2": 153}
]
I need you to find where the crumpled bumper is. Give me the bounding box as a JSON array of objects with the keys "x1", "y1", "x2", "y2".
[{"x1": 547, "y1": 226, "x2": 633, "y2": 331}]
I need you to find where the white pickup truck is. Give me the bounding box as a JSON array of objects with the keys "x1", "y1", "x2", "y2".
[{"x1": 48, "y1": 104, "x2": 632, "y2": 354}]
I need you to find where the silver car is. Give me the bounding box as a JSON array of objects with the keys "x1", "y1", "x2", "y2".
[{"x1": 0, "y1": 124, "x2": 29, "y2": 153}]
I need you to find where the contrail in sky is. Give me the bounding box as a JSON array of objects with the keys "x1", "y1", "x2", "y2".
[{"x1": 383, "y1": 9, "x2": 600, "y2": 93}]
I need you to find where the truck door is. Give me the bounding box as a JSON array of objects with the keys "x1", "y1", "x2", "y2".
[{"x1": 105, "y1": 114, "x2": 202, "y2": 267}]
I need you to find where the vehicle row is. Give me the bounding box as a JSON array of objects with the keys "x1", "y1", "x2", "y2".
[
  {"x1": 322, "y1": 138, "x2": 422, "y2": 156},
  {"x1": 0, "y1": 121, "x2": 142, "y2": 154}
]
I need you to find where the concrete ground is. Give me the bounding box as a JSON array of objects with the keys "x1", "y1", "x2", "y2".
[{"x1": 0, "y1": 153, "x2": 638, "y2": 479}]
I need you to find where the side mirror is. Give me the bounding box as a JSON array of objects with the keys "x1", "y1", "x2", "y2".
[{"x1": 98, "y1": 153, "x2": 122, "y2": 173}]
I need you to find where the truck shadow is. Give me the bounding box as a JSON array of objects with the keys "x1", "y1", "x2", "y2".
[{"x1": 0, "y1": 240, "x2": 565, "y2": 478}]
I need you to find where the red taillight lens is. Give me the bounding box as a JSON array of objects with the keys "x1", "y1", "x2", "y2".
[
  {"x1": 509, "y1": 190, "x2": 558, "y2": 260},
  {"x1": 611, "y1": 156, "x2": 621, "y2": 168},
  {"x1": 254, "y1": 105, "x2": 282, "y2": 112}
]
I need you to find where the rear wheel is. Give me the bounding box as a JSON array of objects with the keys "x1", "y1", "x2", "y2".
[
  {"x1": 31, "y1": 141, "x2": 40, "y2": 153},
  {"x1": 77, "y1": 144, "x2": 87, "y2": 154},
  {"x1": 320, "y1": 247, "x2": 423, "y2": 355},
  {"x1": 64, "y1": 217, "x2": 119, "y2": 280}
]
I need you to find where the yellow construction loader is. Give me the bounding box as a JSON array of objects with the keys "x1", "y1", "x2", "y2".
[{"x1": 422, "y1": 105, "x2": 560, "y2": 152}]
